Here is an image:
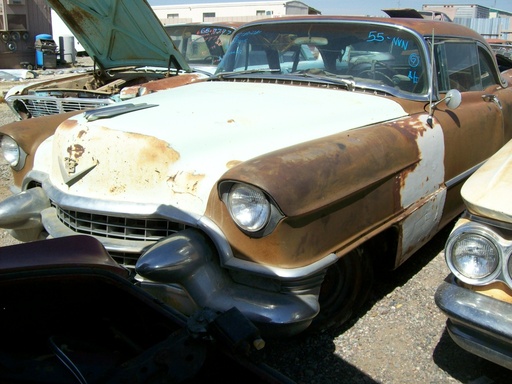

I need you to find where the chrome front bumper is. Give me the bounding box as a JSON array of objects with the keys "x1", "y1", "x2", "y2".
[
  {"x1": 435, "y1": 276, "x2": 512, "y2": 370},
  {"x1": 0, "y1": 186, "x2": 328, "y2": 337},
  {"x1": 135, "y1": 228, "x2": 325, "y2": 337}
]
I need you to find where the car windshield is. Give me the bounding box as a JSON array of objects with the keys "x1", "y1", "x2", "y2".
[
  {"x1": 216, "y1": 21, "x2": 428, "y2": 97},
  {"x1": 165, "y1": 24, "x2": 236, "y2": 67}
]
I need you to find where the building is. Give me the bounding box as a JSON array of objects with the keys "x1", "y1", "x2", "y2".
[
  {"x1": 423, "y1": 4, "x2": 512, "y2": 40},
  {"x1": 152, "y1": 1, "x2": 320, "y2": 24},
  {"x1": 0, "y1": 0, "x2": 52, "y2": 69}
]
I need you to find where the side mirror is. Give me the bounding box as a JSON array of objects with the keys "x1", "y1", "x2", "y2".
[
  {"x1": 427, "y1": 89, "x2": 461, "y2": 127},
  {"x1": 444, "y1": 89, "x2": 462, "y2": 109}
]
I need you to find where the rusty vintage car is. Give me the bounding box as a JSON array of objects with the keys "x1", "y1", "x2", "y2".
[
  {"x1": 5, "y1": 0, "x2": 208, "y2": 120},
  {"x1": 435, "y1": 138, "x2": 512, "y2": 370},
  {"x1": 0, "y1": 235, "x2": 293, "y2": 383},
  {"x1": 2, "y1": 9, "x2": 512, "y2": 337}
]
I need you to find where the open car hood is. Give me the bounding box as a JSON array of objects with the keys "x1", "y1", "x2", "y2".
[{"x1": 47, "y1": 0, "x2": 190, "y2": 71}]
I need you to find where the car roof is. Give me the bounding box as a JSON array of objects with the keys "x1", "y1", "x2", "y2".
[
  {"x1": 238, "y1": 15, "x2": 486, "y2": 44},
  {"x1": 164, "y1": 21, "x2": 245, "y2": 29},
  {"x1": 47, "y1": 0, "x2": 190, "y2": 71}
]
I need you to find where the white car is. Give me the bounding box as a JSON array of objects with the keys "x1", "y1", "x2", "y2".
[
  {"x1": 435, "y1": 138, "x2": 512, "y2": 370},
  {"x1": 2, "y1": 1, "x2": 512, "y2": 337}
]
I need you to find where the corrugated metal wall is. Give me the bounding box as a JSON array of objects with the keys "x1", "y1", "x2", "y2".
[
  {"x1": 1, "y1": 0, "x2": 51, "y2": 69},
  {"x1": 455, "y1": 17, "x2": 511, "y2": 40}
]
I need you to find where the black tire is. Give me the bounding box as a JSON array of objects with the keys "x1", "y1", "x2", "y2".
[{"x1": 310, "y1": 248, "x2": 374, "y2": 332}]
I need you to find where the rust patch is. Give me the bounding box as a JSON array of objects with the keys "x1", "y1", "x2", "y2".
[
  {"x1": 137, "y1": 136, "x2": 180, "y2": 164},
  {"x1": 77, "y1": 130, "x2": 87, "y2": 139},
  {"x1": 391, "y1": 116, "x2": 428, "y2": 139},
  {"x1": 120, "y1": 73, "x2": 207, "y2": 98},
  {"x1": 57, "y1": 118, "x2": 81, "y2": 131},
  {"x1": 226, "y1": 160, "x2": 242, "y2": 169},
  {"x1": 168, "y1": 171, "x2": 205, "y2": 195},
  {"x1": 66, "y1": 144, "x2": 85, "y2": 159},
  {"x1": 220, "y1": 122, "x2": 420, "y2": 218}
]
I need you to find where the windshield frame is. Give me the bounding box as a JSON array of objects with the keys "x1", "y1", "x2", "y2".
[{"x1": 215, "y1": 19, "x2": 433, "y2": 102}]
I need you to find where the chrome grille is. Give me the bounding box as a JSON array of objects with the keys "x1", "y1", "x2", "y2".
[
  {"x1": 54, "y1": 205, "x2": 188, "y2": 268},
  {"x1": 8, "y1": 95, "x2": 115, "y2": 117},
  {"x1": 55, "y1": 206, "x2": 186, "y2": 241}
]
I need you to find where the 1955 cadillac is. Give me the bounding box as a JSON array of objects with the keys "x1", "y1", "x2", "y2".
[{"x1": 2, "y1": 0, "x2": 512, "y2": 337}]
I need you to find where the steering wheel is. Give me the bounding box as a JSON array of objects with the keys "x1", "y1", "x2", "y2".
[
  {"x1": 351, "y1": 61, "x2": 396, "y2": 86},
  {"x1": 357, "y1": 69, "x2": 395, "y2": 86},
  {"x1": 203, "y1": 55, "x2": 220, "y2": 64}
]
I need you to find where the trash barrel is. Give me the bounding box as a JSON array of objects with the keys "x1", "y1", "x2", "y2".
[{"x1": 35, "y1": 34, "x2": 57, "y2": 69}]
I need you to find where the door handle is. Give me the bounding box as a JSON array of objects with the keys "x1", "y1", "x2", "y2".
[{"x1": 482, "y1": 94, "x2": 503, "y2": 109}]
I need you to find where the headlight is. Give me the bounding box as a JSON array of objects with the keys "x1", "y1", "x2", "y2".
[
  {"x1": 0, "y1": 135, "x2": 20, "y2": 167},
  {"x1": 447, "y1": 232, "x2": 500, "y2": 282},
  {"x1": 227, "y1": 184, "x2": 270, "y2": 232}
]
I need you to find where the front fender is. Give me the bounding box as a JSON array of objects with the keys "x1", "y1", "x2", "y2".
[
  {"x1": 0, "y1": 110, "x2": 82, "y2": 187},
  {"x1": 221, "y1": 120, "x2": 420, "y2": 217}
]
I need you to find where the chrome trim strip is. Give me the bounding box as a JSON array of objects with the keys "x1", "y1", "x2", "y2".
[{"x1": 445, "y1": 160, "x2": 486, "y2": 189}]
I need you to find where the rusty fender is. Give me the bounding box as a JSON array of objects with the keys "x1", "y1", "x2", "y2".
[
  {"x1": 211, "y1": 118, "x2": 424, "y2": 268},
  {"x1": 1, "y1": 111, "x2": 82, "y2": 188},
  {"x1": 221, "y1": 119, "x2": 420, "y2": 217}
]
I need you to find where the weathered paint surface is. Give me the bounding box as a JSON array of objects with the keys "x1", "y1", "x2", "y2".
[
  {"x1": 0, "y1": 111, "x2": 82, "y2": 188},
  {"x1": 397, "y1": 114, "x2": 446, "y2": 264},
  {"x1": 461, "y1": 137, "x2": 512, "y2": 222},
  {"x1": 36, "y1": 81, "x2": 409, "y2": 216},
  {"x1": 214, "y1": 115, "x2": 443, "y2": 268},
  {"x1": 119, "y1": 73, "x2": 209, "y2": 99}
]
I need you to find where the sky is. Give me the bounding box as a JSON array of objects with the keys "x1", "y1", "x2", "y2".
[{"x1": 147, "y1": 1, "x2": 512, "y2": 16}]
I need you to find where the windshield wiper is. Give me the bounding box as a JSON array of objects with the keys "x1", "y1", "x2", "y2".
[
  {"x1": 293, "y1": 71, "x2": 356, "y2": 91},
  {"x1": 215, "y1": 68, "x2": 282, "y2": 78}
]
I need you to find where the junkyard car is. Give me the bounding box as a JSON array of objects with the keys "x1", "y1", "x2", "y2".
[
  {"x1": 5, "y1": 0, "x2": 207, "y2": 120},
  {"x1": 0, "y1": 235, "x2": 293, "y2": 383},
  {"x1": 165, "y1": 22, "x2": 243, "y2": 74},
  {"x1": 435, "y1": 139, "x2": 512, "y2": 370},
  {"x1": 2, "y1": 9, "x2": 512, "y2": 337}
]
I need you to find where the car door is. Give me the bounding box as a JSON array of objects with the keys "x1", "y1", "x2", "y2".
[{"x1": 433, "y1": 40, "x2": 507, "y2": 223}]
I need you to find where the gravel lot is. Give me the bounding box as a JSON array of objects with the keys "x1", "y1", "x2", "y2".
[{"x1": 0, "y1": 78, "x2": 510, "y2": 383}]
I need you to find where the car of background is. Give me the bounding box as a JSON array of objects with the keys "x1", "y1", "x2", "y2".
[
  {"x1": 2, "y1": 3, "x2": 512, "y2": 337},
  {"x1": 164, "y1": 22, "x2": 244, "y2": 74},
  {"x1": 488, "y1": 38, "x2": 512, "y2": 62},
  {"x1": 435, "y1": 138, "x2": 512, "y2": 370},
  {"x1": 383, "y1": 8, "x2": 453, "y2": 22},
  {"x1": 4, "y1": 0, "x2": 208, "y2": 120}
]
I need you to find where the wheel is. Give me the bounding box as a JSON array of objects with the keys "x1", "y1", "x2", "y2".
[{"x1": 310, "y1": 248, "x2": 374, "y2": 332}]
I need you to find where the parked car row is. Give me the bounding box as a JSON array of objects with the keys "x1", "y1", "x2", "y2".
[{"x1": 1, "y1": 0, "x2": 512, "y2": 372}]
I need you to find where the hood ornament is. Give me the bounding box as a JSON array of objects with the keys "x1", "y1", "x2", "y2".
[{"x1": 59, "y1": 156, "x2": 98, "y2": 187}]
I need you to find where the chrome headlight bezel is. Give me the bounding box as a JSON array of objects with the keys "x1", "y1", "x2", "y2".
[
  {"x1": 0, "y1": 134, "x2": 26, "y2": 171},
  {"x1": 219, "y1": 181, "x2": 284, "y2": 237},
  {"x1": 445, "y1": 220, "x2": 511, "y2": 287}
]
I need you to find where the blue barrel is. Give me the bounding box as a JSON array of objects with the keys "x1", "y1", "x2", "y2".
[{"x1": 35, "y1": 34, "x2": 55, "y2": 67}]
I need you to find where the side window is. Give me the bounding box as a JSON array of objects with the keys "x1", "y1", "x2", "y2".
[
  {"x1": 436, "y1": 41, "x2": 498, "y2": 92},
  {"x1": 478, "y1": 46, "x2": 499, "y2": 89}
]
